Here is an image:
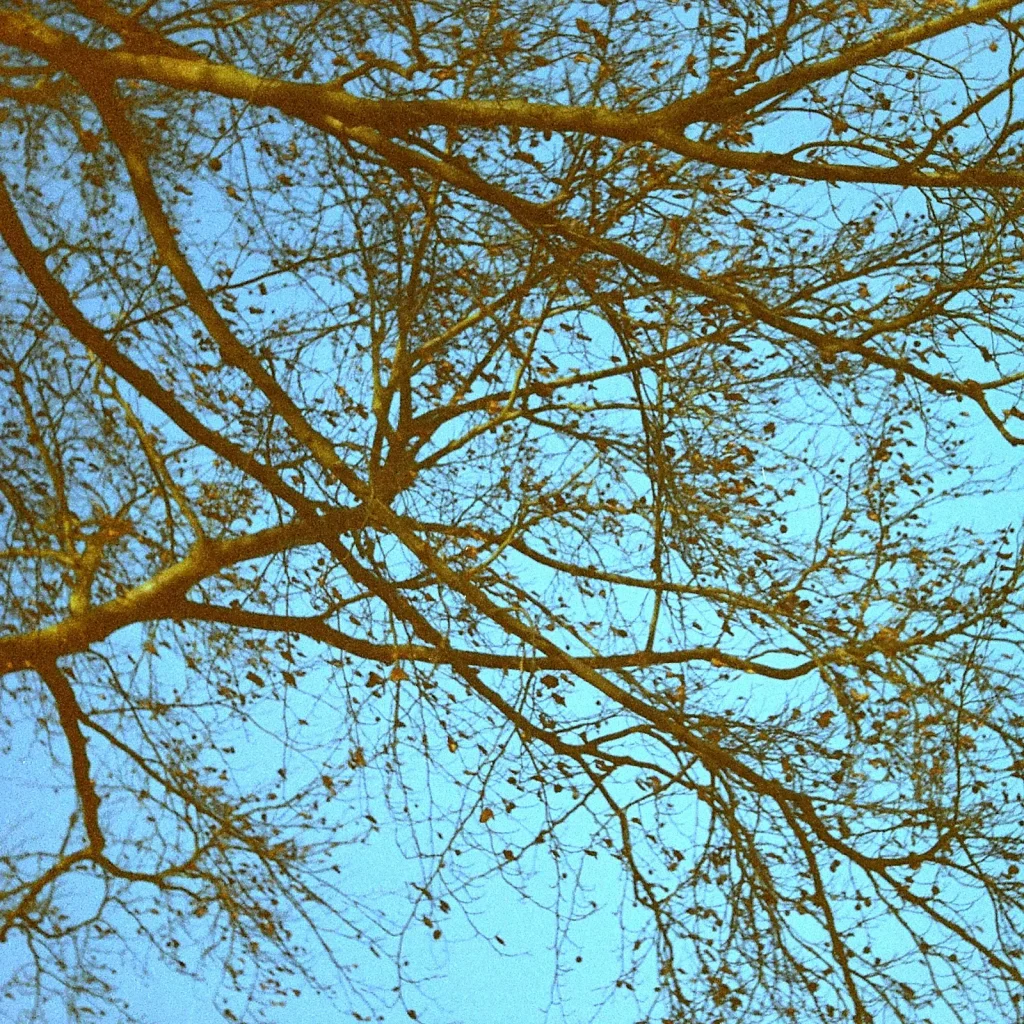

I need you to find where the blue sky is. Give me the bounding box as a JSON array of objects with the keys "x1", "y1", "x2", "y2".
[{"x1": 3, "y1": 5, "x2": 1024, "y2": 1024}]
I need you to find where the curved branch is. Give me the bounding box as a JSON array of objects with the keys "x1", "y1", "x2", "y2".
[{"x1": 34, "y1": 660, "x2": 105, "y2": 855}]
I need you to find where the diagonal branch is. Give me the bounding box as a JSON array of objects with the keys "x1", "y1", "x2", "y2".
[
  {"x1": 34, "y1": 659, "x2": 105, "y2": 855},
  {"x1": 80, "y1": 76, "x2": 367, "y2": 500},
  {"x1": 0, "y1": 510, "x2": 361, "y2": 669},
  {"x1": 653, "y1": 0, "x2": 1022, "y2": 127},
  {"x1": 0, "y1": 175, "x2": 315, "y2": 511}
]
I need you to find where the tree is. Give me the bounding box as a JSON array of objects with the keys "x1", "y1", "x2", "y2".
[{"x1": 2, "y1": 0, "x2": 1024, "y2": 1020}]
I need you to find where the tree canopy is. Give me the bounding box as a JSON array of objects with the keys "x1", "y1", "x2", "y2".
[{"x1": 2, "y1": 1, "x2": 1024, "y2": 1021}]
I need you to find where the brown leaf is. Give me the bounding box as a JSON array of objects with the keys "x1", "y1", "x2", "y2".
[{"x1": 479, "y1": 807, "x2": 494, "y2": 824}]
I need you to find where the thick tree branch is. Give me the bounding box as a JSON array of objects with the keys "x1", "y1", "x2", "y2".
[
  {"x1": 4, "y1": 7, "x2": 1024, "y2": 192},
  {"x1": 0, "y1": 512, "x2": 360, "y2": 669}
]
